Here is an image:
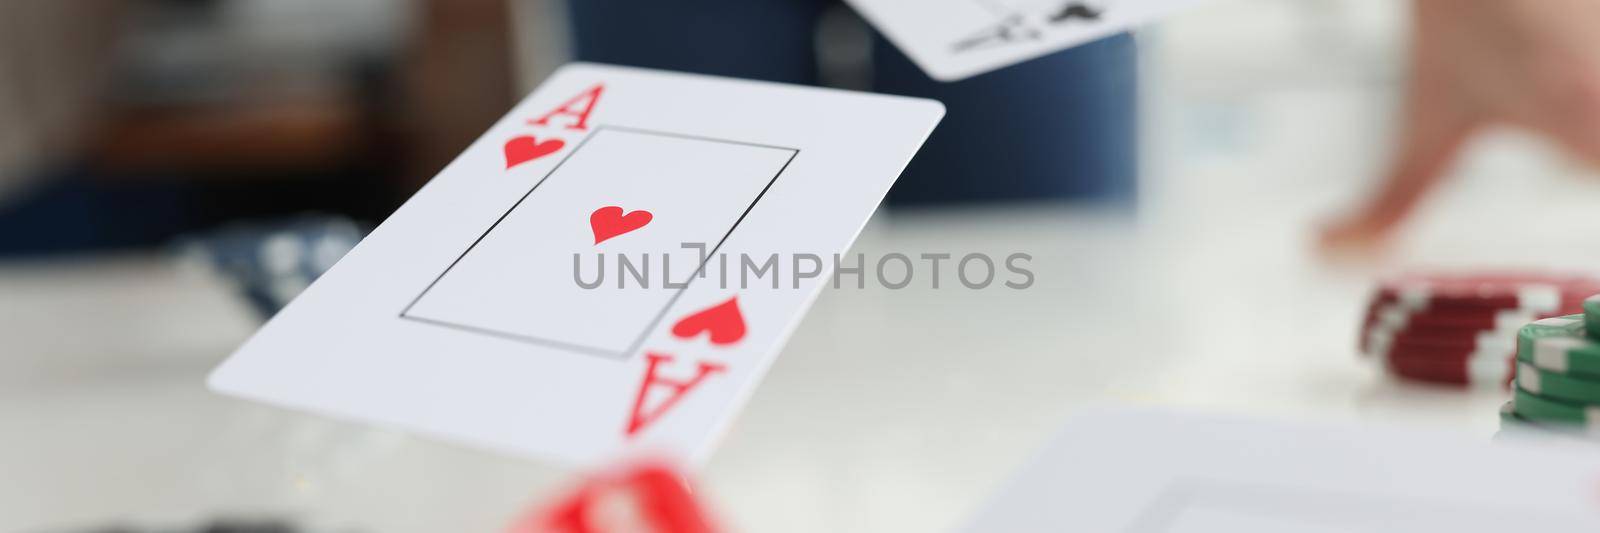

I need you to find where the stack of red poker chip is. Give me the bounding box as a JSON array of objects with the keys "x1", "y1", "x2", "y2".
[{"x1": 1360, "y1": 272, "x2": 1600, "y2": 386}]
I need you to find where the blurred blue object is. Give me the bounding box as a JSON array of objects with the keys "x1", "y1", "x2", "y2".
[
  {"x1": 0, "y1": 168, "x2": 388, "y2": 259},
  {"x1": 177, "y1": 215, "x2": 366, "y2": 317},
  {"x1": 0, "y1": 170, "x2": 189, "y2": 257},
  {"x1": 566, "y1": 0, "x2": 1137, "y2": 205}
]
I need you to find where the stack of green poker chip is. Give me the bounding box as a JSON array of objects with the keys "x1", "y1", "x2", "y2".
[
  {"x1": 1587, "y1": 294, "x2": 1600, "y2": 340},
  {"x1": 1496, "y1": 399, "x2": 1570, "y2": 440},
  {"x1": 1517, "y1": 315, "x2": 1600, "y2": 378},
  {"x1": 1512, "y1": 388, "x2": 1600, "y2": 428},
  {"x1": 1508, "y1": 314, "x2": 1600, "y2": 433}
]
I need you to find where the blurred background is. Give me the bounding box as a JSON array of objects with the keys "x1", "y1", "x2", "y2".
[
  {"x1": 6, "y1": 1, "x2": 1600, "y2": 532},
  {"x1": 1, "y1": 0, "x2": 525, "y2": 256}
]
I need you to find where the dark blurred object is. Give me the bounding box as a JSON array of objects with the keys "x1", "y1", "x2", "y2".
[
  {"x1": 89, "y1": 0, "x2": 417, "y2": 180},
  {"x1": 177, "y1": 214, "x2": 365, "y2": 316},
  {"x1": 567, "y1": 0, "x2": 1137, "y2": 205},
  {"x1": 52, "y1": 517, "x2": 306, "y2": 533},
  {"x1": 0, "y1": 0, "x2": 516, "y2": 257},
  {"x1": 398, "y1": 0, "x2": 516, "y2": 191},
  {"x1": 0, "y1": 166, "x2": 375, "y2": 257},
  {"x1": 0, "y1": 1, "x2": 122, "y2": 198}
]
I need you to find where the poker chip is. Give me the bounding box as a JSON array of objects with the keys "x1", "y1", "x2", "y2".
[
  {"x1": 1498, "y1": 400, "x2": 1541, "y2": 430},
  {"x1": 1359, "y1": 302, "x2": 1538, "y2": 347},
  {"x1": 1359, "y1": 273, "x2": 1600, "y2": 387},
  {"x1": 1516, "y1": 362, "x2": 1600, "y2": 404},
  {"x1": 1371, "y1": 272, "x2": 1600, "y2": 312},
  {"x1": 1503, "y1": 310, "x2": 1600, "y2": 438},
  {"x1": 1367, "y1": 328, "x2": 1517, "y2": 356},
  {"x1": 1377, "y1": 344, "x2": 1506, "y2": 362},
  {"x1": 1363, "y1": 303, "x2": 1537, "y2": 333},
  {"x1": 510, "y1": 462, "x2": 720, "y2": 533},
  {"x1": 1514, "y1": 315, "x2": 1600, "y2": 379},
  {"x1": 1512, "y1": 388, "x2": 1600, "y2": 430},
  {"x1": 1496, "y1": 399, "x2": 1598, "y2": 443},
  {"x1": 1385, "y1": 354, "x2": 1513, "y2": 386},
  {"x1": 1369, "y1": 320, "x2": 1522, "y2": 342},
  {"x1": 1587, "y1": 294, "x2": 1600, "y2": 340},
  {"x1": 1366, "y1": 326, "x2": 1517, "y2": 389},
  {"x1": 1359, "y1": 313, "x2": 1529, "y2": 355}
]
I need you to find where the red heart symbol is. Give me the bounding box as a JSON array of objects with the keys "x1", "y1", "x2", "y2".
[
  {"x1": 590, "y1": 206, "x2": 653, "y2": 245},
  {"x1": 504, "y1": 135, "x2": 565, "y2": 169},
  {"x1": 671, "y1": 297, "x2": 746, "y2": 346}
]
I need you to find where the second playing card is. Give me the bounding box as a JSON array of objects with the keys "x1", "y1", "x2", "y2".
[
  {"x1": 847, "y1": 0, "x2": 1209, "y2": 81},
  {"x1": 207, "y1": 63, "x2": 943, "y2": 466}
]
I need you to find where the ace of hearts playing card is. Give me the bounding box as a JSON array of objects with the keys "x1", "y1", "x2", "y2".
[{"x1": 206, "y1": 63, "x2": 943, "y2": 466}]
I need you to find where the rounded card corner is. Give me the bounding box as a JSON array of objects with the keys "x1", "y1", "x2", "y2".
[{"x1": 203, "y1": 365, "x2": 235, "y2": 393}]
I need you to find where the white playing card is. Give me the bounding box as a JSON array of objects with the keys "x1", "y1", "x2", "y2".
[
  {"x1": 846, "y1": 0, "x2": 1209, "y2": 81},
  {"x1": 207, "y1": 63, "x2": 943, "y2": 466},
  {"x1": 963, "y1": 409, "x2": 1600, "y2": 532}
]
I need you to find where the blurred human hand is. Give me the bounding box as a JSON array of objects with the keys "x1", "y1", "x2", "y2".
[{"x1": 1322, "y1": 0, "x2": 1600, "y2": 249}]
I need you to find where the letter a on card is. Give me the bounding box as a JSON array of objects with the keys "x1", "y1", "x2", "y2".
[
  {"x1": 626, "y1": 353, "x2": 725, "y2": 437},
  {"x1": 530, "y1": 83, "x2": 605, "y2": 131}
]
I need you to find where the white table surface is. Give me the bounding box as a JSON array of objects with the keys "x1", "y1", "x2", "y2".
[{"x1": 8, "y1": 2, "x2": 1600, "y2": 532}]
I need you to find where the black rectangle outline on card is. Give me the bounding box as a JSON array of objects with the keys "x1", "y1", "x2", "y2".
[{"x1": 398, "y1": 125, "x2": 799, "y2": 360}]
